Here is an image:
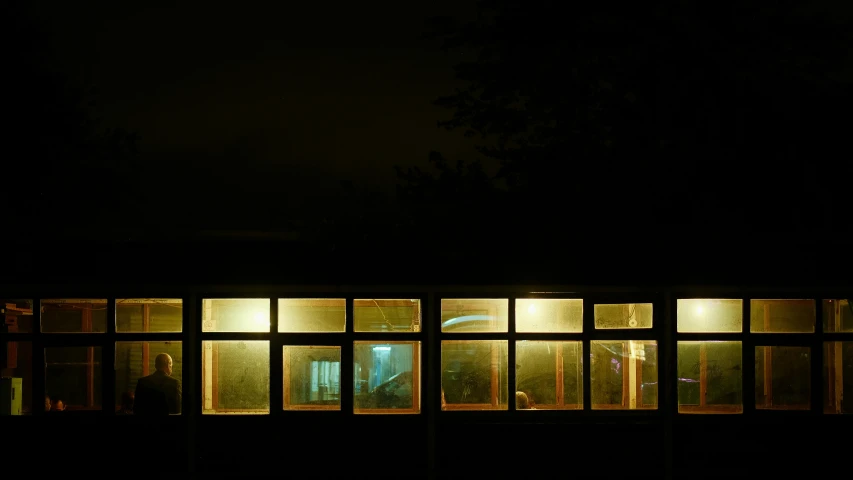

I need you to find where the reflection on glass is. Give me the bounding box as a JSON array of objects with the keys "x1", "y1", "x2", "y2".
[
  {"x1": 823, "y1": 299, "x2": 853, "y2": 333},
  {"x1": 750, "y1": 299, "x2": 815, "y2": 333},
  {"x1": 354, "y1": 299, "x2": 420, "y2": 332},
  {"x1": 441, "y1": 340, "x2": 508, "y2": 410},
  {"x1": 1, "y1": 341, "x2": 33, "y2": 414},
  {"x1": 677, "y1": 341, "x2": 742, "y2": 413},
  {"x1": 202, "y1": 341, "x2": 269, "y2": 414},
  {"x1": 279, "y1": 298, "x2": 345, "y2": 333},
  {"x1": 516, "y1": 341, "x2": 583, "y2": 409},
  {"x1": 202, "y1": 299, "x2": 270, "y2": 333},
  {"x1": 516, "y1": 299, "x2": 582, "y2": 333},
  {"x1": 116, "y1": 299, "x2": 182, "y2": 332},
  {"x1": 284, "y1": 346, "x2": 341, "y2": 410},
  {"x1": 594, "y1": 303, "x2": 652, "y2": 329},
  {"x1": 354, "y1": 342, "x2": 420, "y2": 413},
  {"x1": 2, "y1": 299, "x2": 34, "y2": 333},
  {"x1": 677, "y1": 299, "x2": 742, "y2": 333},
  {"x1": 45, "y1": 346, "x2": 102, "y2": 411},
  {"x1": 441, "y1": 299, "x2": 508, "y2": 333},
  {"x1": 115, "y1": 341, "x2": 182, "y2": 413},
  {"x1": 41, "y1": 299, "x2": 107, "y2": 333},
  {"x1": 590, "y1": 341, "x2": 657, "y2": 409},
  {"x1": 824, "y1": 341, "x2": 853, "y2": 414},
  {"x1": 755, "y1": 346, "x2": 810, "y2": 410}
]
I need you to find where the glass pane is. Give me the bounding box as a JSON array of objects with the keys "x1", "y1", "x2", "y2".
[
  {"x1": 278, "y1": 298, "x2": 345, "y2": 333},
  {"x1": 354, "y1": 341, "x2": 420, "y2": 413},
  {"x1": 750, "y1": 299, "x2": 815, "y2": 333},
  {"x1": 824, "y1": 341, "x2": 853, "y2": 414},
  {"x1": 354, "y1": 299, "x2": 420, "y2": 332},
  {"x1": 202, "y1": 298, "x2": 270, "y2": 333},
  {"x1": 823, "y1": 299, "x2": 853, "y2": 333},
  {"x1": 516, "y1": 299, "x2": 582, "y2": 333},
  {"x1": 755, "y1": 346, "x2": 810, "y2": 410},
  {"x1": 441, "y1": 340, "x2": 508, "y2": 410},
  {"x1": 115, "y1": 341, "x2": 182, "y2": 414},
  {"x1": 116, "y1": 299, "x2": 182, "y2": 332},
  {"x1": 2, "y1": 299, "x2": 34, "y2": 333},
  {"x1": 590, "y1": 340, "x2": 657, "y2": 409},
  {"x1": 202, "y1": 341, "x2": 269, "y2": 414},
  {"x1": 1, "y1": 341, "x2": 33, "y2": 414},
  {"x1": 45, "y1": 346, "x2": 102, "y2": 411},
  {"x1": 594, "y1": 303, "x2": 653, "y2": 329},
  {"x1": 441, "y1": 299, "x2": 508, "y2": 333},
  {"x1": 284, "y1": 346, "x2": 341, "y2": 410},
  {"x1": 677, "y1": 299, "x2": 743, "y2": 333},
  {"x1": 41, "y1": 299, "x2": 107, "y2": 333},
  {"x1": 677, "y1": 341, "x2": 742, "y2": 413},
  {"x1": 516, "y1": 341, "x2": 583, "y2": 409}
]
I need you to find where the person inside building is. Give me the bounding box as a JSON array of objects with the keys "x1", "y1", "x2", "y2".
[{"x1": 133, "y1": 353, "x2": 181, "y2": 415}]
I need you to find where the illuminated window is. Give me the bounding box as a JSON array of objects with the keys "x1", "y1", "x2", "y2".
[
  {"x1": 594, "y1": 303, "x2": 652, "y2": 329},
  {"x1": 590, "y1": 340, "x2": 657, "y2": 410},
  {"x1": 202, "y1": 298, "x2": 270, "y2": 333},
  {"x1": 677, "y1": 299, "x2": 742, "y2": 333},
  {"x1": 755, "y1": 346, "x2": 810, "y2": 410},
  {"x1": 116, "y1": 299, "x2": 182, "y2": 332},
  {"x1": 515, "y1": 299, "x2": 582, "y2": 333},
  {"x1": 354, "y1": 341, "x2": 420, "y2": 414},
  {"x1": 516, "y1": 341, "x2": 582, "y2": 409},
  {"x1": 45, "y1": 346, "x2": 102, "y2": 411},
  {"x1": 115, "y1": 341, "x2": 182, "y2": 413},
  {"x1": 41, "y1": 299, "x2": 107, "y2": 333},
  {"x1": 284, "y1": 346, "x2": 341, "y2": 411},
  {"x1": 441, "y1": 299, "x2": 508, "y2": 333},
  {"x1": 824, "y1": 341, "x2": 853, "y2": 414},
  {"x1": 750, "y1": 299, "x2": 815, "y2": 333},
  {"x1": 1, "y1": 341, "x2": 32, "y2": 414},
  {"x1": 2, "y1": 299, "x2": 34, "y2": 333},
  {"x1": 202, "y1": 341, "x2": 269, "y2": 414},
  {"x1": 441, "y1": 340, "x2": 508, "y2": 410},
  {"x1": 354, "y1": 299, "x2": 420, "y2": 332},
  {"x1": 677, "y1": 341, "x2": 742, "y2": 413},
  {"x1": 279, "y1": 298, "x2": 345, "y2": 333},
  {"x1": 823, "y1": 299, "x2": 853, "y2": 333}
]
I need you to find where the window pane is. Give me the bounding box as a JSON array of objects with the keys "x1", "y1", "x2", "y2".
[
  {"x1": 115, "y1": 341, "x2": 182, "y2": 414},
  {"x1": 677, "y1": 341, "x2": 742, "y2": 413},
  {"x1": 354, "y1": 341, "x2": 420, "y2": 413},
  {"x1": 278, "y1": 298, "x2": 345, "y2": 333},
  {"x1": 750, "y1": 299, "x2": 815, "y2": 333},
  {"x1": 823, "y1": 299, "x2": 853, "y2": 333},
  {"x1": 441, "y1": 299, "x2": 508, "y2": 333},
  {"x1": 202, "y1": 298, "x2": 270, "y2": 333},
  {"x1": 284, "y1": 346, "x2": 341, "y2": 410},
  {"x1": 41, "y1": 299, "x2": 107, "y2": 333},
  {"x1": 45, "y1": 346, "x2": 102, "y2": 411},
  {"x1": 516, "y1": 299, "x2": 582, "y2": 333},
  {"x1": 116, "y1": 299, "x2": 182, "y2": 332},
  {"x1": 516, "y1": 341, "x2": 583, "y2": 409},
  {"x1": 594, "y1": 303, "x2": 652, "y2": 329},
  {"x1": 2, "y1": 299, "x2": 34, "y2": 333},
  {"x1": 202, "y1": 341, "x2": 269, "y2": 414},
  {"x1": 590, "y1": 340, "x2": 657, "y2": 409},
  {"x1": 1, "y1": 341, "x2": 33, "y2": 414},
  {"x1": 824, "y1": 341, "x2": 853, "y2": 414},
  {"x1": 755, "y1": 346, "x2": 810, "y2": 410},
  {"x1": 441, "y1": 340, "x2": 508, "y2": 410},
  {"x1": 677, "y1": 299, "x2": 742, "y2": 333},
  {"x1": 354, "y1": 299, "x2": 420, "y2": 332}
]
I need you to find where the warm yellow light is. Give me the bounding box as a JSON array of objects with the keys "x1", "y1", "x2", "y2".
[
  {"x1": 527, "y1": 304, "x2": 537, "y2": 314},
  {"x1": 695, "y1": 305, "x2": 705, "y2": 316},
  {"x1": 253, "y1": 311, "x2": 269, "y2": 327}
]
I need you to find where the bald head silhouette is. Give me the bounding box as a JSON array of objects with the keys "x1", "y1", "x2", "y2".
[{"x1": 155, "y1": 353, "x2": 173, "y2": 376}]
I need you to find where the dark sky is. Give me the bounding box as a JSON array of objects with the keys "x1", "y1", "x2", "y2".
[{"x1": 28, "y1": 1, "x2": 478, "y2": 197}]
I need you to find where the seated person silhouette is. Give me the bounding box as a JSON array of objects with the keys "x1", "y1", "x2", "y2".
[
  {"x1": 134, "y1": 353, "x2": 182, "y2": 415},
  {"x1": 516, "y1": 391, "x2": 534, "y2": 410}
]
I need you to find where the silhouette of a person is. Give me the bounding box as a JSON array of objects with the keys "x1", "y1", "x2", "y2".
[{"x1": 133, "y1": 353, "x2": 181, "y2": 415}]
